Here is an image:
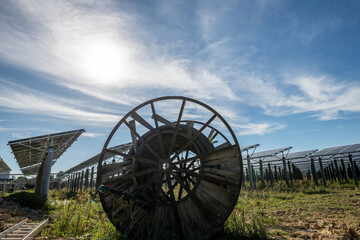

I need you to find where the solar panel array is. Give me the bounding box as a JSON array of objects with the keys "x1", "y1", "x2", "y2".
[{"x1": 8, "y1": 129, "x2": 84, "y2": 175}]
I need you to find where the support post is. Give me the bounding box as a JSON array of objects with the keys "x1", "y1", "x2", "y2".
[
  {"x1": 288, "y1": 160, "x2": 293, "y2": 185},
  {"x1": 76, "y1": 172, "x2": 80, "y2": 191},
  {"x1": 341, "y1": 159, "x2": 348, "y2": 182},
  {"x1": 334, "y1": 160, "x2": 340, "y2": 182},
  {"x1": 325, "y1": 167, "x2": 329, "y2": 180},
  {"x1": 80, "y1": 170, "x2": 84, "y2": 191},
  {"x1": 85, "y1": 168, "x2": 89, "y2": 189},
  {"x1": 318, "y1": 158, "x2": 326, "y2": 187},
  {"x1": 348, "y1": 154, "x2": 359, "y2": 186},
  {"x1": 247, "y1": 154, "x2": 254, "y2": 189},
  {"x1": 330, "y1": 163, "x2": 336, "y2": 180},
  {"x1": 252, "y1": 165, "x2": 256, "y2": 187},
  {"x1": 90, "y1": 167, "x2": 94, "y2": 188},
  {"x1": 311, "y1": 158, "x2": 318, "y2": 186},
  {"x1": 259, "y1": 160, "x2": 264, "y2": 186},
  {"x1": 36, "y1": 143, "x2": 54, "y2": 196},
  {"x1": 274, "y1": 166, "x2": 278, "y2": 182},
  {"x1": 4, "y1": 180, "x2": 7, "y2": 193},
  {"x1": 282, "y1": 157, "x2": 290, "y2": 186},
  {"x1": 67, "y1": 176, "x2": 71, "y2": 190},
  {"x1": 268, "y1": 163, "x2": 273, "y2": 186}
]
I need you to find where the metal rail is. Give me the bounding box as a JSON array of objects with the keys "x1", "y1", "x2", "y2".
[{"x1": 0, "y1": 218, "x2": 48, "y2": 240}]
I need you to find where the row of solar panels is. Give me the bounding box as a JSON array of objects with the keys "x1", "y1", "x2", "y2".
[
  {"x1": 63, "y1": 142, "x2": 360, "y2": 176},
  {"x1": 2, "y1": 127, "x2": 360, "y2": 176}
]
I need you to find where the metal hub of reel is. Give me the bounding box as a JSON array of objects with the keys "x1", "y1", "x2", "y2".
[{"x1": 97, "y1": 96, "x2": 243, "y2": 240}]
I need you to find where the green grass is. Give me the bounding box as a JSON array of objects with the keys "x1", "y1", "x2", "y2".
[
  {"x1": 4, "y1": 179, "x2": 358, "y2": 239},
  {"x1": 42, "y1": 189, "x2": 121, "y2": 239}
]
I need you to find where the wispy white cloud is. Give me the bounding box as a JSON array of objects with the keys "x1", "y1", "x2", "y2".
[
  {"x1": 0, "y1": 0, "x2": 238, "y2": 106},
  {"x1": 235, "y1": 122, "x2": 286, "y2": 136},
  {"x1": 82, "y1": 132, "x2": 105, "y2": 138},
  {"x1": 0, "y1": 0, "x2": 358, "y2": 141},
  {"x1": 0, "y1": 79, "x2": 121, "y2": 125},
  {"x1": 236, "y1": 73, "x2": 360, "y2": 120}
]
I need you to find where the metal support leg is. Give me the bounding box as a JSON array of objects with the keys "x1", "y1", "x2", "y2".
[
  {"x1": 341, "y1": 159, "x2": 348, "y2": 183},
  {"x1": 247, "y1": 154, "x2": 253, "y2": 189},
  {"x1": 252, "y1": 165, "x2": 256, "y2": 187},
  {"x1": 311, "y1": 158, "x2": 318, "y2": 186},
  {"x1": 80, "y1": 170, "x2": 84, "y2": 191},
  {"x1": 288, "y1": 160, "x2": 293, "y2": 185},
  {"x1": 268, "y1": 163, "x2": 273, "y2": 186},
  {"x1": 85, "y1": 168, "x2": 89, "y2": 189},
  {"x1": 260, "y1": 160, "x2": 264, "y2": 186},
  {"x1": 90, "y1": 167, "x2": 94, "y2": 188},
  {"x1": 36, "y1": 145, "x2": 54, "y2": 196},
  {"x1": 282, "y1": 157, "x2": 289, "y2": 186},
  {"x1": 349, "y1": 154, "x2": 359, "y2": 186},
  {"x1": 318, "y1": 158, "x2": 326, "y2": 187}
]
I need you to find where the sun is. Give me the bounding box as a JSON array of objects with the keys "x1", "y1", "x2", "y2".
[{"x1": 81, "y1": 40, "x2": 126, "y2": 85}]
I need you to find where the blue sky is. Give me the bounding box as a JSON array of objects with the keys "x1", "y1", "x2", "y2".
[{"x1": 0, "y1": 0, "x2": 360, "y2": 174}]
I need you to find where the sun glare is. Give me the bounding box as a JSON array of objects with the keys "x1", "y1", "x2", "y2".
[{"x1": 81, "y1": 41, "x2": 126, "y2": 85}]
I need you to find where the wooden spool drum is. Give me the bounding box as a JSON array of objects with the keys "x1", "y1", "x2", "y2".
[{"x1": 97, "y1": 96, "x2": 243, "y2": 240}]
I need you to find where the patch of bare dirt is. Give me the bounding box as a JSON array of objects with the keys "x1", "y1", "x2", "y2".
[{"x1": 269, "y1": 208, "x2": 360, "y2": 240}]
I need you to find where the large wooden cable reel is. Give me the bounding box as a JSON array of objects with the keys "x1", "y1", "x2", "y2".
[{"x1": 97, "y1": 96, "x2": 243, "y2": 239}]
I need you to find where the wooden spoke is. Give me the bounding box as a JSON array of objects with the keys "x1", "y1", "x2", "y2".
[
  {"x1": 185, "y1": 159, "x2": 197, "y2": 170},
  {"x1": 185, "y1": 149, "x2": 190, "y2": 160},
  {"x1": 165, "y1": 173, "x2": 176, "y2": 202},
  {"x1": 187, "y1": 176, "x2": 196, "y2": 185},
  {"x1": 152, "y1": 113, "x2": 176, "y2": 128},
  {"x1": 151, "y1": 103, "x2": 166, "y2": 159},
  {"x1": 186, "y1": 121, "x2": 194, "y2": 138},
  {"x1": 167, "y1": 99, "x2": 186, "y2": 157},
  {"x1": 208, "y1": 129, "x2": 215, "y2": 140},
  {"x1": 170, "y1": 114, "x2": 217, "y2": 161},
  {"x1": 131, "y1": 111, "x2": 154, "y2": 130},
  {"x1": 209, "y1": 132, "x2": 218, "y2": 142},
  {"x1": 129, "y1": 120, "x2": 138, "y2": 153},
  {"x1": 124, "y1": 120, "x2": 162, "y2": 161}
]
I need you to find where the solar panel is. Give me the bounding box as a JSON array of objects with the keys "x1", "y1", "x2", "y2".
[
  {"x1": 251, "y1": 147, "x2": 292, "y2": 159},
  {"x1": 8, "y1": 129, "x2": 84, "y2": 175},
  {"x1": 64, "y1": 142, "x2": 132, "y2": 174},
  {"x1": 340, "y1": 144, "x2": 360, "y2": 154},
  {"x1": 312, "y1": 143, "x2": 360, "y2": 157},
  {"x1": 0, "y1": 156, "x2": 11, "y2": 172},
  {"x1": 286, "y1": 149, "x2": 318, "y2": 160},
  {"x1": 241, "y1": 144, "x2": 260, "y2": 152}
]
